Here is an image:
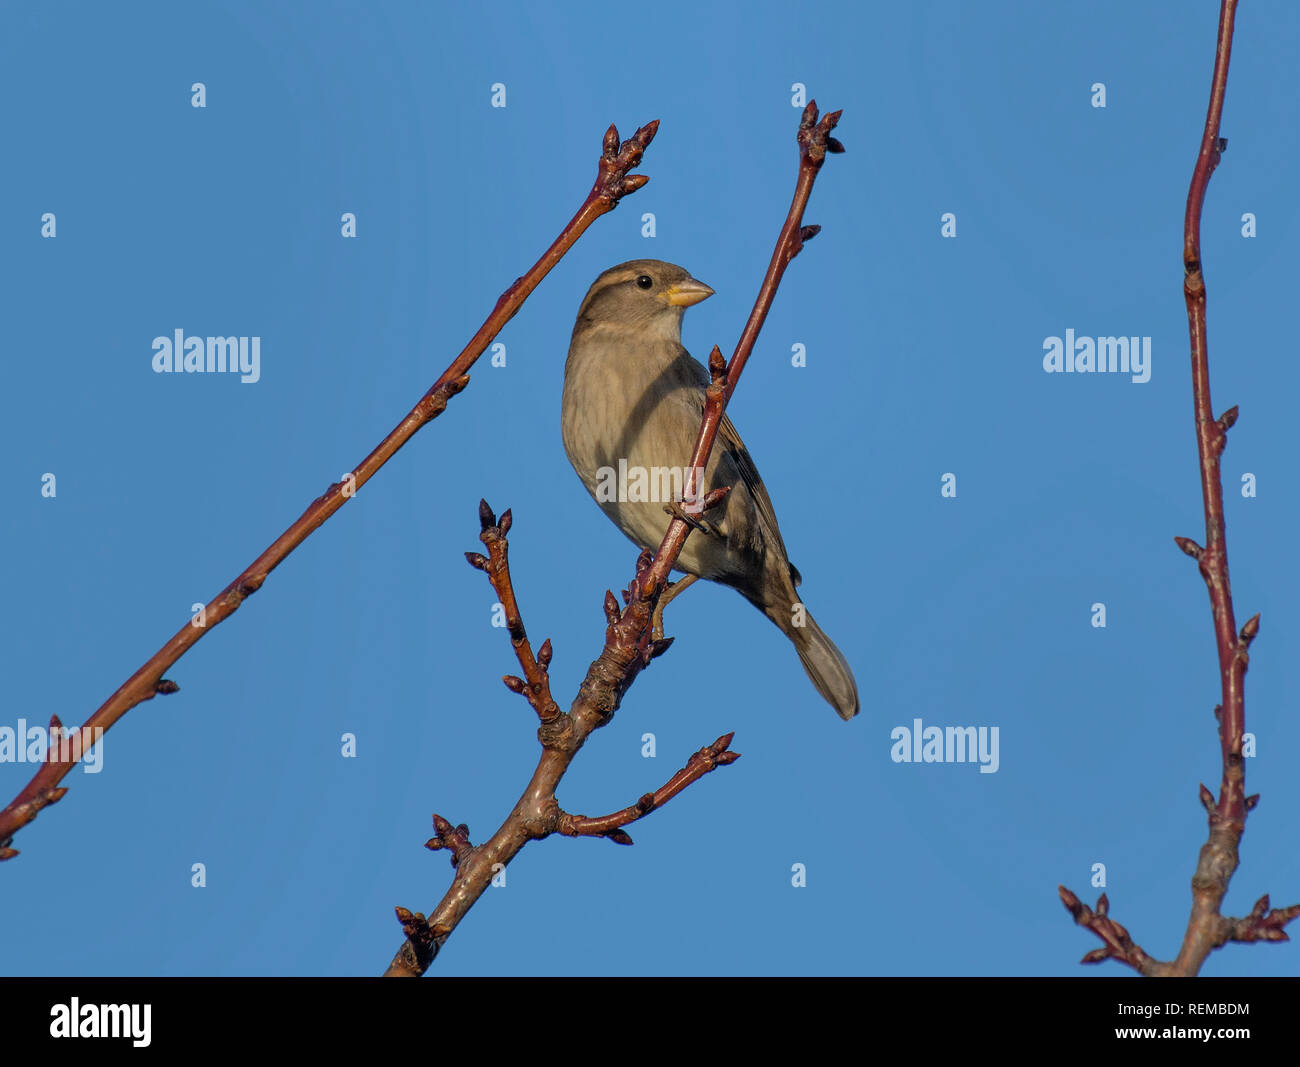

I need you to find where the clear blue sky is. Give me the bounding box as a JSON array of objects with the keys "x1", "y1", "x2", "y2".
[{"x1": 3, "y1": 1, "x2": 1298, "y2": 977}]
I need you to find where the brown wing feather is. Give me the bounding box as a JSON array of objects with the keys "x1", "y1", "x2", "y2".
[{"x1": 668, "y1": 346, "x2": 802, "y2": 588}]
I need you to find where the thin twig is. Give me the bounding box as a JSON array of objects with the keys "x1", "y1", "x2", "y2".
[
  {"x1": 1061, "y1": 0, "x2": 1298, "y2": 973},
  {"x1": 383, "y1": 505, "x2": 738, "y2": 976},
  {"x1": 1166, "y1": 0, "x2": 1294, "y2": 974},
  {"x1": 637, "y1": 101, "x2": 843, "y2": 604},
  {"x1": 557, "y1": 733, "x2": 739, "y2": 844},
  {"x1": 425, "y1": 815, "x2": 475, "y2": 867},
  {"x1": 0, "y1": 120, "x2": 658, "y2": 860},
  {"x1": 466, "y1": 502, "x2": 561, "y2": 724},
  {"x1": 1058, "y1": 888, "x2": 1161, "y2": 975}
]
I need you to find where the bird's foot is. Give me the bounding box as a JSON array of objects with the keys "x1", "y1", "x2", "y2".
[
  {"x1": 662, "y1": 501, "x2": 717, "y2": 536},
  {"x1": 651, "y1": 573, "x2": 698, "y2": 641}
]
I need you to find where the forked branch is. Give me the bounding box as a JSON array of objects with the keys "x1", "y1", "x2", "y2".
[{"x1": 1060, "y1": 0, "x2": 1298, "y2": 975}]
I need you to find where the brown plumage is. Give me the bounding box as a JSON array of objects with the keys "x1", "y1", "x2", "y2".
[{"x1": 560, "y1": 259, "x2": 859, "y2": 719}]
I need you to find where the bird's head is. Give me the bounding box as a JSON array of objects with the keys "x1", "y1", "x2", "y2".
[{"x1": 574, "y1": 259, "x2": 714, "y2": 341}]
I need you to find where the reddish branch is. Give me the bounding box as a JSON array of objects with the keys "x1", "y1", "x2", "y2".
[
  {"x1": 0, "y1": 120, "x2": 657, "y2": 861},
  {"x1": 1061, "y1": 0, "x2": 1298, "y2": 974},
  {"x1": 1059, "y1": 888, "x2": 1160, "y2": 973},
  {"x1": 425, "y1": 815, "x2": 474, "y2": 867},
  {"x1": 466, "y1": 502, "x2": 561, "y2": 724},
  {"x1": 639, "y1": 102, "x2": 842, "y2": 604},
  {"x1": 384, "y1": 502, "x2": 741, "y2": 977},
  {"x1": 383, "y1": 102, "x2": 843, "y2": 976},
  {"x1": 558, "y1": 733, "x2": 739, "y2": 844}
]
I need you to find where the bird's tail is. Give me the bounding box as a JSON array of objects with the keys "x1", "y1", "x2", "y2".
[{"x1": 760, "y1": 596, "x2": 860, "y2": 721}]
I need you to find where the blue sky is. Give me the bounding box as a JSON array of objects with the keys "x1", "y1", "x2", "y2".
[{"x1": 3, "y1": 1, "x2": 1298, "y2": 976}]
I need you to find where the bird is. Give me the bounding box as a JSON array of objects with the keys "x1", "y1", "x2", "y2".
[{"x1": 560, "y1": 258, "x2": 859, "y2": 720}]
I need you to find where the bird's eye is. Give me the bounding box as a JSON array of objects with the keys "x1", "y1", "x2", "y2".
[{"x1": 636, "y1": 275, "x2": 653, "y2": 289}]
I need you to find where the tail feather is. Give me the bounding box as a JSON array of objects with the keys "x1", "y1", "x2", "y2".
[{"x1": 764, "y1": 601, "x2": 860, "y2": 720}]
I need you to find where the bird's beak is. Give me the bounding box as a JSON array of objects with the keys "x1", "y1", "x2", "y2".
[{"x1": 665, "y1": 278, "x2": 715, "y2": 307}]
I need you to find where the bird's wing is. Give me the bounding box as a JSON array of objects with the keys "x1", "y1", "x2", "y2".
[
  {"x1": 666, "y1": 345, "x2": 801, "y2": 587},
  {"x1": 717, "y1": 411, "x2": 797, "y2": 583}
]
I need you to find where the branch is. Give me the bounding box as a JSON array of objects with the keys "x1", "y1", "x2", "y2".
[
  {"x1": 0, "y1": 119, "x2": 658, "y2": 860},
  {"x1": 466, "y1": 502, "x2": 561, "y2": 724},
  {"x1": 383, "y1": 505, "x2": 739, "y2": 976},
  {"x1": 1058, "y1": 888, "x2": 1163, "y2": 975},
  {"x1": 425, "y1": 814, "x2": 475, "y2": 867},
  {"x1": 557, "y1": 733, "x2": 739, "y2": 844},
  {"x1": 1222, "y1": 895, "x2": 1300, "y2": 945},
  {"x1": 1061, "y1": 0, "x2": 1299, "y2": 973},
  {"x1": 383, "y1": 102, "x2": 843, "y2": 976},
  {"x1": 637, "y1": 100, "x2": 843, "y2": 604}
]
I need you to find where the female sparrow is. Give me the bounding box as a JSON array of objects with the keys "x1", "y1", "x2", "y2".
[{"x1": 560, "y1": 259, "x2": 859, "y2": 720}]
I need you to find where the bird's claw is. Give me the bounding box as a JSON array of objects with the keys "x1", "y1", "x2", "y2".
[
  {"x1": 663, "y1": 501, "x2": 716, "y2": 536},
  {"x1": 650, "y1": 574, "x2": 699, "y2": 641}
]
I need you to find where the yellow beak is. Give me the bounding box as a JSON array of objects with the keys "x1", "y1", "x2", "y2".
[{"x1": 665, "y1": 278, "x2": 715, "y2": 307}]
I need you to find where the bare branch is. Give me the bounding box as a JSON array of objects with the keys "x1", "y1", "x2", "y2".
[
  {"x1": 425, "y1": 815, "x2": 475, "y2": 868},
  {"x1": 471, "y1": 502, "x2": 561, "y2": 724},
  {"x1": 636, "y1": 101, "x2": 843, "y2": 606},
  {"x1": 0, "y1": 119, "x2": 657, "y2": 858},
  {"x1": 1223, "y1": 895, "x2": 1300, "y2": 945},
  {"x1": 1061, "y1": 0, "x2": 1299, "y2": 973},
  {"x1": 1058, "y1": 888, "x2": 1164, "y2": 976},
  {"x1": 557, "y1": 733, "x2": 740, "y2": 844}
]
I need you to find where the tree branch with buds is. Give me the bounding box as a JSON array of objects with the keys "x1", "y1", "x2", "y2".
[
  {"x1": 383, "y1": 101, "x2": 844, "y2": 976},
  {"x1": 0, "y1": 120, "x2": 658, "y2": 861},
  {"x1": 1060, "y1": 0, "x2": 1298, "y2": 975}
]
